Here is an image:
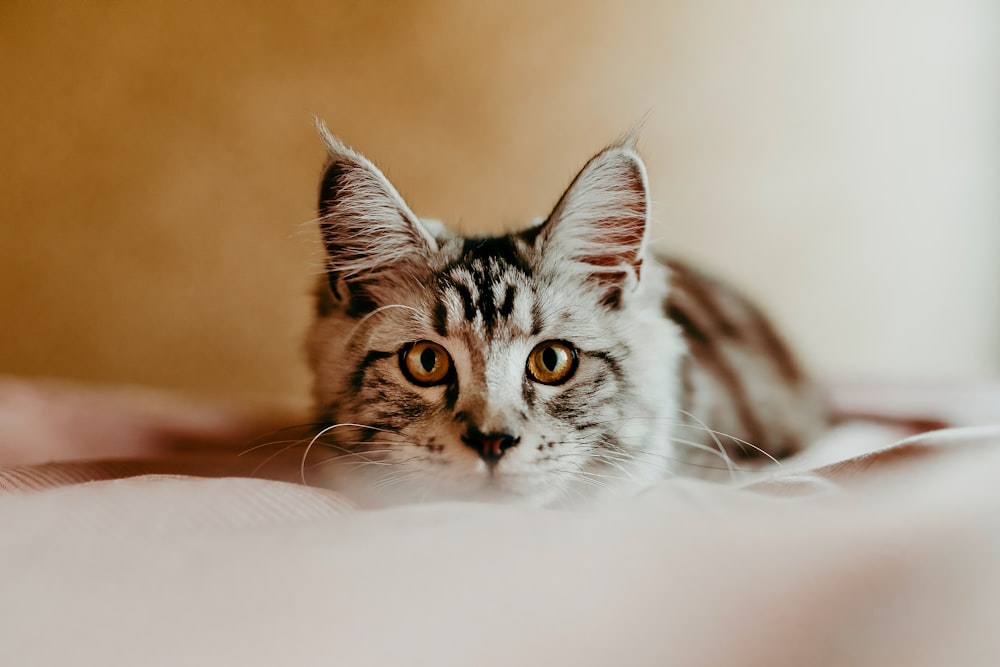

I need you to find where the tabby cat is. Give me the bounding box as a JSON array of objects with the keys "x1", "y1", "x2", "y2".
[{"x1": 307, "y1": 126, "x2": 828, "y2": 507}]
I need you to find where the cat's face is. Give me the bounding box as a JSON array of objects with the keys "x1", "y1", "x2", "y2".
[{"x1": 307, "y1": 127, "x2": 685, "y2": 507}]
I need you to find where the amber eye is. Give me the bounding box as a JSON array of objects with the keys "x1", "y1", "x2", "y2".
[
  {"x1": 526, "y1": 340, "x2": 578, "y2": 385},
  {"x1": 400, "y1": 341, "x2": 452, "y2": 386}
]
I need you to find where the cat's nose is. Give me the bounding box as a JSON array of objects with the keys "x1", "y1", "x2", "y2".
[{"x1": 461, "y1": 429, "x2": 520, "y2": 464}]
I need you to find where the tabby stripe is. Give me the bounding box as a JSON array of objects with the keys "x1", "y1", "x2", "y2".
[
  {"x1": 585, "y1": 349, "x2": 626, "y2": 385},
  {"x1": 473, "y1": 269, "x2": 500, "y2": 331},
  {"x1": 453, "y1": 282, "x2": 477, "y2": 322},
  {"x1": 547, "y1": 399, "x2": 587, "y2": 422},
  {"x1": 683, "y1": 327, "x2": 767, "y2": 454},
  {"x1": 530, "y1": 301, "x2": 544, "y2": 336},
  {"x1": 499, "y1": 285, "x2": 517, "y2": 319},
  {"x1": 379, "y1": 399, "x2": 426, "y2": 420},
  {"x1": 345, "y1": 282, "x2": 379, "y2": 318},
  {"x1": 667, "y1": 262, "x2": 740, "y2": 339},
  {"x1": 521, "y1": 377, "x2": 537, "y2": 409},
  {"x1": 444, "y1": 380, "x2": 459, "y2": 411},
  {"x1": 349, "y1": 350, "x2": 395, "y2": 393},
  {"x1": 663, "y1": 275, "x2": 766, "y2": 452},
  {"x1": 460, "y1": 236, "x2": 532, "y2": 274},
  {"x1": 665, "y1": 303, "x2": 709, "y2": 345},
  {"x1": 432, "y1": 298, "x2": 448, "y2": 337},
  {"x1": 743, "y1": 303, "x2": 803, "y2": 383},
  {"x1": 315, "y1": 283, "x2": 337, "y2": 317},
  {"x1": 599, "y1": 281, "x2": 625, "y2": 310},
  {"x1": 667, "y1": 259, "x2": 803, "y2": 383}
]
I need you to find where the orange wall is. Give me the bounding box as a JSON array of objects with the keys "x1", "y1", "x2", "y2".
[{"x1": 2, "y1": 1, "x2": 998, "y2": 404}]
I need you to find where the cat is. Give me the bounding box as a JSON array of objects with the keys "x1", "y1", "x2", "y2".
[{"x1": 306, "y1": 125, "x2": 828, "y2": 507}]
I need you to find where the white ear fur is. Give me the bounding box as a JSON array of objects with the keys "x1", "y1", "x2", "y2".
[
  {"x1": 538, "y1": 143, "x2": 650, "y2": 299},
  {"x1": 316, "y1": 121, "x2": 438, "y2": 289}
]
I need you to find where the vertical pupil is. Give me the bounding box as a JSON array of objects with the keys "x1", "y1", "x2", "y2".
[
  {"x1": 542, "y1": 347, "x2": 558, "y2": 371},
  {"x1": 420, "y1": 347, "x2": 437, "y2": 372}
]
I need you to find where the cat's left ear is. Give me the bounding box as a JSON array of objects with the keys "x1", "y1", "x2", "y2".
[{"x1": 536, "y1": 143, "x2": 649, "y2": 306}]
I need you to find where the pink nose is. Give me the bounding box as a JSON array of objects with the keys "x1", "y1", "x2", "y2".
[
  {"x1": 481, "y1": 436, "x2": 507, "y2": 459},
  {"x1": 461, "y1": 430, "x2": 520, "y2": 464}
]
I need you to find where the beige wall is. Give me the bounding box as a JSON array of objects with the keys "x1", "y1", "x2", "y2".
[{"x1": 2, "y1": 1, "x2": 998, "y2": 405}]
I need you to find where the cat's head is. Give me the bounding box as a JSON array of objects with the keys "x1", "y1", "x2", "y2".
[{"x1": 307, "y1": 126, "x2": 684, "y2": 506}]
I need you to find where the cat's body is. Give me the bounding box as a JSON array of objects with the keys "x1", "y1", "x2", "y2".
[{"x1": 307, "y1": 127, "x2": 827, "y2": 507}]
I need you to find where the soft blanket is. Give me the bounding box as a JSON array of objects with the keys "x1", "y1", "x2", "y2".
[{"x1": 1, "y1": 376, "x2": 999, "y2": 666}]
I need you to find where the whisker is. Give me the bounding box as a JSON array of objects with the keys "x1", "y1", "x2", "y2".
[
  {"x1": 308, "y1": 448, "x2": 429, "y2": 471},
  {"x1": 299, "y1": 422, "x2": 402, "y2": 485},
  {"x1": 675, "y1": 409, "x2": 780, "y2": 467},
  {"x1": 671, "y1": 436, "x2": 735, "y2": 466},
  {"x1": 585, "y1": 437, "x2": 748, "y2": 474},
  {"x1": 583, "y1": 453, "x2": 634, "y2": 478},
  {"x1": 250, "y1": 441, "x2": 308, "y2": 477},
  {"x1": 370, "y1": 470, "x2": 422, "y2": 492},
  {"x1": 570, "y1": 468, "x2": 624, "y2": 483},
  {"x1": 236, "y1": 421, "x2": 332, "y2": 457},
  {"x1": 551, "y1": 415, "x2": 776, "y2": 475},
  {"x1": 307, "y1": 448, "x2": 399, "y2": 469},
  {"x1": 565, "y1": 472, "x2": 613, "y2": 492},
  {"x1": 238, "y1": 438, "x2": 312, "y2": 457}
]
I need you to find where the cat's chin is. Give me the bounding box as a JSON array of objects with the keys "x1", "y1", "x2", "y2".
[
  {"x1": 321, "y1": 467, "x2": 574, "y2": 509},
  {"x1": 456, "y1": 474, "x2": 567, "y2": 507}
]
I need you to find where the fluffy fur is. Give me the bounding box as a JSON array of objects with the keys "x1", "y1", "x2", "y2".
[{"x1": 307, "y1": 127, "x2": 827, "y2": 507}]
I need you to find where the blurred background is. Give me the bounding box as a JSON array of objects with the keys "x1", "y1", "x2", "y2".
[{"x1": 2, "y1": 0, "x2": 998, "y2": 407}]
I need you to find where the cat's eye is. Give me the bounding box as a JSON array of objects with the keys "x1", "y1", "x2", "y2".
[
  {"x1": 526, "y1": 341, "x2": 578, "y2": 385},
  {"x1": 400, "y1": 341, "x2": 453, "y2": 386}
]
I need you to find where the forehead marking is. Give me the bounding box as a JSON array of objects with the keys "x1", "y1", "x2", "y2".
[
  {"x1": 442, "y1": 250, "x2": 530, "y2": 334},
  {"x1": 499, "y1": 285, "x2": 517, "y2": 319},
  {"x1": 452, "y1": 280, "x2": 478, "y2": 322}
]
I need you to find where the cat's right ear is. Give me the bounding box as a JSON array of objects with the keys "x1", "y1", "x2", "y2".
[{"x1": 316, "y1": 123, "x2": 437, "y2": 314}]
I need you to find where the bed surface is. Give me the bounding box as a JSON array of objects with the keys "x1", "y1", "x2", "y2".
[{"x1": 2, "y1": 376, "x2": 999, "y2": 666}]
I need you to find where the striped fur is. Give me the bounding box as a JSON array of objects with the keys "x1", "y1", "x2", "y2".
[
  {"x1": 663, "y1": 259, "x2": 827, "y2": 467},
  {"x1": 307, "y1": 130, "x2": 828, "y2": 507}
]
